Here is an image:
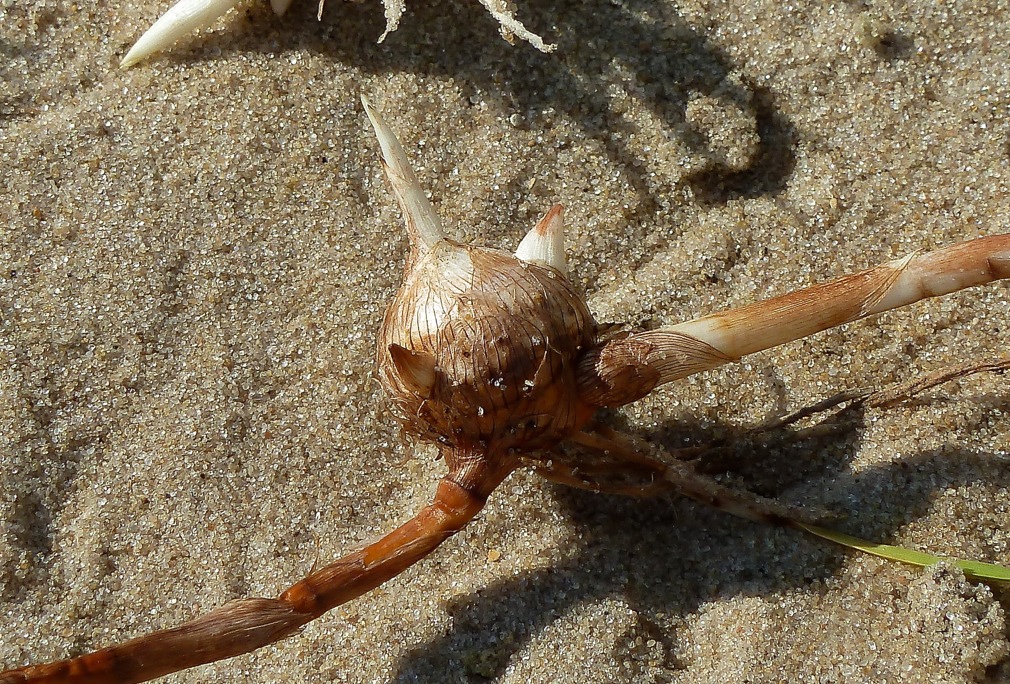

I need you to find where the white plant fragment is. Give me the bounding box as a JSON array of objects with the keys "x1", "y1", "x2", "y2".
[
  {"x1": 121, "y1": 0, "x2": 249, "y2": 68},
  {"x1": 121, "y1": 0, "x2": 554, "y2": 67},
  {"x1": 515, "y1": 204, "x2": 569, "y2": 275},
  {"x1": 361, "y1": 96, "x2": 445, "y2": 252}
]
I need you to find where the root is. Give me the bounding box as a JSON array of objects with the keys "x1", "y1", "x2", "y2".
[
  {"x1": 757, "y1": 355, "x2": 1010, "y2": 432},
  {"x1": 378, "y1": 0, "x2": 556, "y2": 51}
]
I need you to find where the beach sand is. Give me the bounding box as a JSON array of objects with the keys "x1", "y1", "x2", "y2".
[{"x1": 2, "y1": 0, "x2": 1009, "y2": 681}]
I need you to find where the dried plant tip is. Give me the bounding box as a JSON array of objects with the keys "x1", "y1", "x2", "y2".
[
  {"x1": 477, "y1": 0, "x2": 556, "y2": 52},
  {"x1": 120, "y1": 0, "x2": 243, "y2": 68},
  {"x1": 378, "y1": 0, "x2": 406, "y2": 42},
  {"x1": 361, "y1": 96, "x2": 445, "y2": 253},
  {"x1": 515, "y1": 204, "x2": 568, "y2": 275},
  {"x1": 271, "y1": 0, "x2": 294, "y2": 14}
]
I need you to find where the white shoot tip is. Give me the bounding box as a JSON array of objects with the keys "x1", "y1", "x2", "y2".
[
  {"x1": 120, "y1": 0, "x2": 242, "y2": 68},
  {"x1": 515, "y1": 204, "x2": 568, "y2": 275},
  {"x1": 361, "y1": 96, "x2": 445, "y2": 250}
]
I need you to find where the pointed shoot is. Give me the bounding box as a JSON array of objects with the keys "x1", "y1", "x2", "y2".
[
  {"x1": 121, "y1": 0, "x2": 243, "y2": 68},
  {"x1": 361, "y1": 96, "x2": 445, "y2": 251},
  {"x1": 515, "y1": 204, "x2": 568, "y2": 275}
]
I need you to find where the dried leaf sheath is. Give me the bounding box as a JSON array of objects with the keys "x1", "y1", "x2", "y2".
[{"x1": 579, "y1": 235, "x2": 1010, "y2": 406}]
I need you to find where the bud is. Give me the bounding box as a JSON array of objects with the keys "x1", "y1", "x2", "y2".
[{"x1": 378, "y1": 239, "x2": 598, "y2": 457}]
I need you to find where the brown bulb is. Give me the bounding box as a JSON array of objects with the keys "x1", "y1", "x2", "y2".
[{"x1": 377, "y1": 238, "x2": 598, "y2": 459}]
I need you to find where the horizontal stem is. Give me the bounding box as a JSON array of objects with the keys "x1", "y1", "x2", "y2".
[{"x1": 580, "y1": 234, "x2": 1010, "y2": 406}]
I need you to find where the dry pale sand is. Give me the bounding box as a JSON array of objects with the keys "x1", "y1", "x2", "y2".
[{"x1": 2, "y1": 1, "x2": 1010, "y2": 682}]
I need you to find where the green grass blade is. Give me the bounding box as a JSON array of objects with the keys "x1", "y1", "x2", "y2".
[{"x1": 796, "y1": 522, "x2": 1010, "y2": 583}]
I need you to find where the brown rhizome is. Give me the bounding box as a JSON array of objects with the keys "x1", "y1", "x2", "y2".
[{"x1": 2, "y1": 97, "x2": 1008, "y2": 684}]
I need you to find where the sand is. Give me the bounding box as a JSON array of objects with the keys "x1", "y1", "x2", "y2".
[{"x1": 2, "y1": 0, "x2": 1009, "y2": 682}]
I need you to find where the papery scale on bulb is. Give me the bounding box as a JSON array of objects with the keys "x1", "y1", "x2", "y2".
[{"x1": 377, "y1": 236, "x2": 598, "y2": 458}]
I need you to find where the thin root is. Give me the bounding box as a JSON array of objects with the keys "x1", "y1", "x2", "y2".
[
  {"x1": 756, "y1": 355, "x2": 1010, "y2": 431},
  {"x1": 531, "y1": 425, "x2": 827, "y2": 528}
]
